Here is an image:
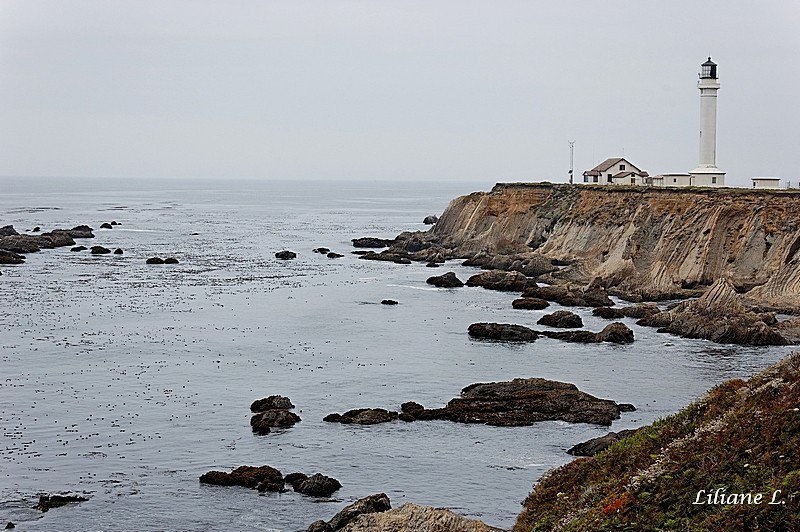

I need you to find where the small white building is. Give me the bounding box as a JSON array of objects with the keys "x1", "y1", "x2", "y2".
[
  {"x1": 751, "y1": 177, "x2": 781, "y2": 189},
  {"x1": 583, "y1": 157, "x2": 649, "y2": 185},
  {"x1": 649, "y1": 173, "x2": 693, "y2": 187}
]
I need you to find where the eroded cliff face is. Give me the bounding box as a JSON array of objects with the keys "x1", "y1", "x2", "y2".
[{"x1": 406, "y1": 183, "x2": 800, "y2": 309}]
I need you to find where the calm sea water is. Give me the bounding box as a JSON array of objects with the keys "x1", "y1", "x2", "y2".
[{"x1": 0, "y1": 177, "x2": 794, "y2": 531}]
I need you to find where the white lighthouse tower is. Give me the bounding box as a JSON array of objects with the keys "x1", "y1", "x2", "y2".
[{"x1": 690, "y1": 57, "x2": 725, "y2": 186}]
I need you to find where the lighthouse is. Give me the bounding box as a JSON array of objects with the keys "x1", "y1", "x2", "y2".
[{"x1": 689, "y1": 57, "x2": 725, "y2": 186}]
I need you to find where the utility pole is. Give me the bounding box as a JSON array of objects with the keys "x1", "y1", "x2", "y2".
[{"x1": 568, "y1": 140, "x2": 575, "y2": 184}]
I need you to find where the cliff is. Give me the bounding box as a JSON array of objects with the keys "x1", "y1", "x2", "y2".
[
  {"x1": 512, "y1": 351, "x2": 800, "y2": 531},
  {"x1": 399, "y1": 183, "x2": 800, "y2": 310}
]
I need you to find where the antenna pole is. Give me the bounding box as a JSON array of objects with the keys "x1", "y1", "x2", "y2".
[{"x1": 568, "y1": 140, "x2": 575, "y2": 184}]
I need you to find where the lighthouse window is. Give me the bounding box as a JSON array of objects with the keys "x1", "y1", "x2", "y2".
[
  {"x1": 712, "y1": 176, "x2": 717, "y2": 184},
  {"x1": 619, "y1": 164, "x2": 626, "y2": 171}
]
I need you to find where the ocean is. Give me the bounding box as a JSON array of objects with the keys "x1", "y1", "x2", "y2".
[{"x1": 0, "y1": 177, "x2": 793, "y2": 531}]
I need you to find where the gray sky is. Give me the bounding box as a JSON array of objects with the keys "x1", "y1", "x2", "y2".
[{"x1": 1, "y1": 1, "x2": 798, "y2": 186}]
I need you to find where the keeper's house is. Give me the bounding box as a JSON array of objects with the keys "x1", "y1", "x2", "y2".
[{"x1": 583, "y1": 157, "x2": 649, "y2": 185}]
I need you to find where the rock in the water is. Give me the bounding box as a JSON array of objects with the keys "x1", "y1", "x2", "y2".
[
  {"x1": 295, "y1": 473, "x2": 342, "y2": 497},
  {"x1": 164, "y1": 257, "x2": 179, "y2": 264},
  {"x1": 283, "y1": 472, "x2": 308, "y2": 491},
  {"x1": 357, "y1": 250, "x2": 413, "y2": 264},
  {"x1": 90, "y1": 246, "x2": 111, "y2": 254},
  {"x1": 251, "y1": 395, "x2": 294, "y2": 411},
  {"x1": 423, "y1": 215, "x2": 439, "y2": 225},
  {"x1": 426, "y1": 271, "x2": 464, "y2": 288},
  {"x1": 595, "y1": 322, "x2": 635, "y2": 344},
  {"x1": 199, "y1": 465, "x2": 284, "y2": 492},
  {"x1": 512, "y1": 297, "x2": 550, "y2": 310},
  {"x1": 425, "y1": 261, "x2": 439, "y2": 268},
  {"x1": 522, "y1": 285, "x2": 613, "y2": 307},
  {"x1": 351, "y1": 237, "x2": 395, "y2": 248},
  {"x1": 275, "y1": 250, "x2": 297, "y2": 260},
  {"x1": 466, "y1": 270, "x2": 537, "y2": 291},
  {"x1": 539, "y1": 322, "x2": 634, "y2": 344},
  {"x1": 114, "y1": 248, "x2": 123, "y2": 254},
  {"x1": 146, "y1": 257, "x2": 165, "y2": 264},
  {"x1": 468, "y1": 322, "x2": 537, "y2": 342},
  {"x1": 249, "y1": 395, "x2": 300, "y2": 434},
  {"x1": 0, "y1": 225, "x2": 19, "y2": 237},
  {"x1": 71, "y1": 246, "x2": 87, "y2": 252},
  {"x1": 637, "y1": 278, "x2": 788, "y2": 345},
  {"x1": 567, "y1": 428, "x2": 640, "y2": 457},
  {"x1": 592, "y1": 306, "x2": 624, "y2": 319},
  {"x1": 68, "y1": 225, "x2": 95, "y2": 238},
  {"x1": 326, "y1": 493, "x2": 392, "y2": 531},
  {"x1": 250, "y1": 410, "x2": 301, "y2": 434},
  {"x1": 331, "y1": 408, "x2": 399, "y2": 425},
  {"x1": 313, "y1": 247, "x2": 330, "y2": 254},
  {"x1": 381, "y1": 299, "x2": 398, "y2": 305},
  {"x1": 541, "y1": 330, "x2": 600, "y2": 343},
  {"x1": 100, "y1": 223, "x2": 113, "y2": 229},
  {"x1": 593, "y1": 303, "x2": 659, "y2": 320},
  {"x1": 537, "y1": 310, "x2": 583, "y2": 328},
  {"x1": 341, "y1": 502, "x2": 505, "y2": 531},
  {"x1": 326, "y1": 252, "x2": 344, "y2": 258},
  {"x1": 110, "y1": 221, "x2": 119, "y2": 225},
  {"x1": 35, "y1": 494, "x2": 89, "y2": 512},
  {"x1": 0, "y1": 250, "x2": 25, "y2": 264},
  {"x1": 424, "y1": 377, "x2": 631, "y2": 427}
]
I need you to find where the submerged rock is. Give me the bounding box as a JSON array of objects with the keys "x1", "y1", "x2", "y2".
[
  {"x1": 146, "y1": 257, "x2": 165, "y2": 264},
  {"x1": 164, "y1": 257, "x2": 179, "y2": 264},
  {"x1": 100, "y1": 223, "x2": 113, "y2": 229},
  {"x1": 90, "y1": 246, "x2": 111, "y2": 254},
  {"x1": 381, "y1": 299, "x2": 398, "y2": 305},
  {"x1": 326, "y1": 252, "x2": 344, "y2": 258},
  {"x1": 113, "y1": 248, "x2": 123, "y2": 254},
  {"x1": 423, "y1": 215, "x2": 439, "y2": 225},
  {"x1": 35, "y1": 494, "x2": 89, "y2": 512}
]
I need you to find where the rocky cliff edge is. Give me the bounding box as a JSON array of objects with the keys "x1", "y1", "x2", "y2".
[{"x1": 394, "y1": 183, "x2": 800, "y2": 311}]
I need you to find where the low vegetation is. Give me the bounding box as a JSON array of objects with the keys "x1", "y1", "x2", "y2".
[{"x1": 513, "y1": 352, "x2": 800, "y2": 531}]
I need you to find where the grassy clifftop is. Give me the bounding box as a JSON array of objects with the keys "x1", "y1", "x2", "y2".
[{"x1": 513, "y1": 352, "x2": 800, "y2": 531}]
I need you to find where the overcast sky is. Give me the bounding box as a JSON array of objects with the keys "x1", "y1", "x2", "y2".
[{"x1": 1, "y1": 1, "x2": 798, "y2": 186}]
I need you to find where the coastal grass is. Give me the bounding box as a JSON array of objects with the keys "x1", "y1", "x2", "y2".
[{"x1": 513, "y1": 352, "x2": 800, "y2": 531}]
